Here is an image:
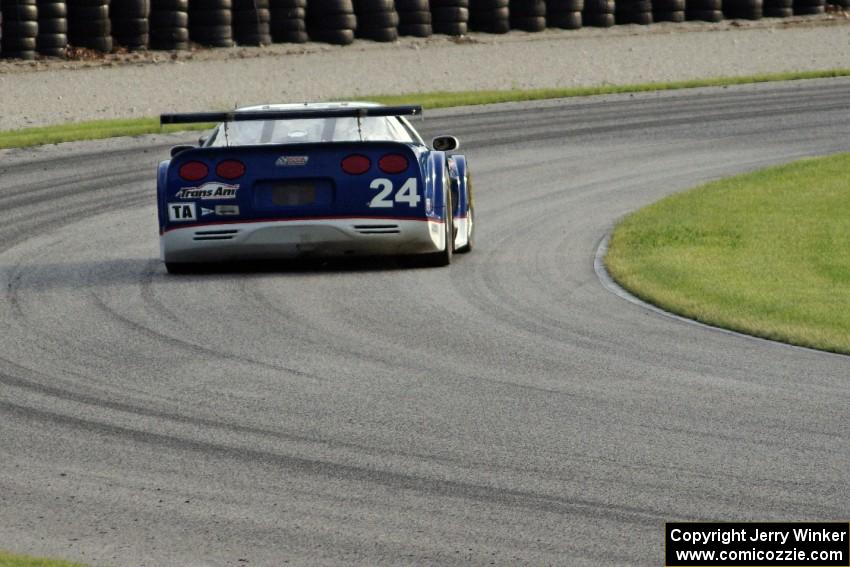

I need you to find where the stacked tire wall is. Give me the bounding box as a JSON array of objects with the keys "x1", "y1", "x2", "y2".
[
  {"x1": 547, "y1": 0, "x2": 582, "y2": 30},
  {"x1": 353, "y1": 0, "x2": 398, "y2": 41},
  {"x1": 583, "y1": 0, "x2": 614, "y2": 26},
  {"x1": 37, "y1": 0, "x2": 67, "y2": 55},
  {"x1": 269, "y1": 0, "x2": 307, "y2": 42},
  {"x1": 149, "y1": 0, "x2": 188, "y2": 49},
  {"x1": 793, "y1": 0, "x2": 824, "y2": 13},
  {"x1": 510, "y1": 0, "x2": 545, "y2": 30},
  {"x1": 469, "y1": 0, "x2": 508, "y2": 33},
  {"x1": 616, "y1": 0, "x2": 652, "y2": 22},
  {"x1": 396, "y1": 0, "x2": 432, "y2": 36},
  {"x1": 653, "y1": 0, "x2": 684, "y2": 21},
  {"x1": 111, "y1": 0, "x2": 149, "y2": 49},
  {"x1": 763, "y1": 0, "x2": 791, "y2": 15},
  {"x1": 686, "y1": 0, "x2": 723, "y2": 20},
  {"x1": 68, "y1": 0, "x2": 112, "y2": 51},
  {"x1": 306, "y1": 0, "x2": 356, "y2": 44},
  {"x1": 2, "y1": 0, "x2": 38, "y2": 59},
  {"x1": 431, "y1": 0, "x2": 467, "y2": 35},
  {"x1": 189, "y1": 0, "x2": 234, "y2": 46},
  {"x1": 233, "y1": 0, "x2": 271, "y2": 45}
]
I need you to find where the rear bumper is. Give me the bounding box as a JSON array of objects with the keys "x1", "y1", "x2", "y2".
[{"x1": 161, "y1": 217, "x2": 445, "y2": 262}]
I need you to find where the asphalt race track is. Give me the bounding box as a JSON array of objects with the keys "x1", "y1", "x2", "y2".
[{"x1": 1, "y1": 79, "x2": 849, "y2": 567}]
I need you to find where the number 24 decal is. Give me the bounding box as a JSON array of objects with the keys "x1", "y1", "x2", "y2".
[{"x1": 368, "y1": 178, "x2": 420, "y2": 208}]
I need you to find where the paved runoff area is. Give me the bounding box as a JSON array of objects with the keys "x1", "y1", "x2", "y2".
[{"x1": 1, "y1": 16, "x2": 850, "y2": 130}]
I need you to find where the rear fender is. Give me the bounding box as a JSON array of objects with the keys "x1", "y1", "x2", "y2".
[{"x1": 448, "y1": 154, "x2": 470, "y2": 220}]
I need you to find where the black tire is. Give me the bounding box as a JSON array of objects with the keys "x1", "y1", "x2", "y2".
[
  {"x1": 149, "y1": 35, "x2": 189, "y2": 46},
  {"x1": 470, "y1": 15, "x2": 508, "y2": 29},
  {"x1": 583, "y1": 0, "x2": 614, "y2": 11},
  {"x1": 2, "y1": 35, "x2": 37, "y2": 48},
  {"x1": 432, "y1": 5, "x2": 467, "y2": 18},
  {"x1": 270, "y1": 5, "x2": 304, "y2": 17},
  {"x1": 153, "y1": 0, "x2": 188, "y2": 9},
  {"x1": 362, "y1": 9, "x2": 399, "y2": 24},
  {"x1": 395, "y1": 0, "x2": 428, "y2": 9},
  {"x1": 150, "y1": 10, "x2": 188, "y2": 25},
  {"x1": 617, "y1": 0, "x2": 651, "y2": 10},
  {"x1": 151, "y1": 25, "x2": 189, "y2": 39},
  {"x1": 354, "y1": 0, "x2": 394, "y2": 10},
  {"x1": 547, "y1": 10, "x2": 581, "y2": 26},
  {"x1": 113, "y1": 18, "x2": 150, "y2": 33},
  {"x1": 37, "y1": 18, "x2": 67, "y2": 32},
  {"x1": 583, "y1": 10, "x2": 613, "y2": 21},
  {"x1": 424, "y1": 177, "x2": 453, "y2": 267},
  {"x1": 3, "y1": 19, "x2": 39, "y2": 36},
  {"x1": 270, "y1": 0, "x2": 306, "y2": 7},
  {"x1": 38, "y1": 2, "x2": 67, "y2": 17},
  {"x1": 234, "y1": 8, "x2": 271, "y2": 22},
  {"x1": 1, "y1": 48, "x2": 37, "y2": 58},
  {"x1": 470, "y1": 5, "x2": 507, "y2": 18},
  {"x1": 686, "y1": 0, "x2": 721, "y2": 8},
  {"x1": 67, "y1": 4, "x2": 109, "y2": 19},
  {"x1": 546, "y1": 0, "x2": 583, "y2": 11},
  {"x1": 616, "y1": 9, "x2": 652, "y2": 22},
  {"x1": 510, "y1": 14, "x2": 545, "y2": 27},
  {"x1": 68, "y1": 18, "x2": 111, "y2": 35},
  {"x1": 652, "y1": 8, "x2": 684, "y2": 19},
  {"x1": 111, "y1": 0, "x2": 150, "y2": 17},
  {"x1": 2, "y1": 4, "x2": 38, "y2": 19},
  {"x1": 356, "y1": 24, "x2": 397, "y2": 38},
  {"x1": 652, "y1": 0, "x2": 684, "y2": 9},
  {"x1": 308, "y1": 27, "x2": 355, "y2": 42},
  {"x1": 763, "y1": 5, "x2": 792, "y2": 13},
  {"x1": 234, "y1": 31, "x2": 271, "y2": 43},
  {"x1": 233, "y1": 0, "x2": 268, "y2": 8},
  {"x1": 72, "y1": 34, "x2": 113, "y2": 50},
  {"x1": 189, "y1": 8, "x2": 232, "y2": 23},
  {"x1": 399, "y1": 8, "x2": 432, "y2": 21},
  {"x1": 309, "y1": 12, "x2": 357, "y2": 26},
  {"x1": 397, "y1": 21, "x2": 431, "y2": 32},
  {"x1": 37, "y1": 31, "x2": 67, "y2": 45},
  {"x1": 793, "y1": 3, "x2": 824, "y2": 11},
  {"x1": 432, "y1": 19, "x2": 466, "y2": 31},
  {"x1": 270, "y1": 17, "x2": 307, "y2": 30},
  {"x1": 270, "y1": 27, "x2": 308, "y2": 39},
  {"x1": 685, "y1": 8, "x2": 722, "y2": 18},
  {"x1": 510, "y1": 0, "x2": 545, "y2": 15},
  {"x1": 308, "y1": 0, "x2": 354, "y2": 13}
]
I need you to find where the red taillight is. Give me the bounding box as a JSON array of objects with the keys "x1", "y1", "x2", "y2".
[
  {"x1": 378, "y1": 154, "x2": 409, "y2": 174},
  {"x1": 341, "y1": 154, "x2": 371, "y2": 175},
  {"x1": 216, "y1": 159, "x2": 246, "y2": 179},
  {"x1": 178, "y1": 161, "x2": 208, "y2": 181}
]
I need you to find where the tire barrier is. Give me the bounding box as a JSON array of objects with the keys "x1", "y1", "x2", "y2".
[
  {"x1": 469, "y1": 0, "x2": 507, "y2": 32},
  {"x1": 686, "y1": 0, "x2": 723, "y2": 20},
  {"x1": 724, "y1": 0, "x2": 761, "y2": 18},
  {"x1": 353, "y1": 0, "x2": 398, "y2": 41},
  {"x1": 762, "y1": 0, "x2": 791, "y2": 15},
  {"x1": 616, "y1": 0, "x2": 652, "y2": 23},
  {"x1": 149, "y1": 0, "x2": 189, "y2": 49},
  {"x1": 67, "y1": 0, "x2": 112, "y2": 51},
  {"x1": 431, "y1": 0, "x2": 468, "y2": 34},
  {"x1": 233, "y1": 0, "x2": 271, "y2": 44},
  {"x1": 652, "y1": 0, "x2": 684, "y2": 21},
  {"x1": 37, "y1": 0, "x2": 67, "y2": 55},
  {"x1": 1, "y1": 0, "x2": 38, "y2": 59},
  {"x1": 509, "y1": 0, "x2": 545, "y2": 30},
  {"x1": 269, "y1": 0, "x2": 307, "y2": 42},
  {"x1": 111, "y1": 0, "x2": 149, "y2": 49},
  {"x1": 793, "y1": 0, "x2": 824, "y2": 13},
  {"x1": 583, "y1": 0, "x2": 614, "y2": 26},
  {"x1": 189, "y1": 0, "x2": 234, "y2": 46},
  {"x1": 547, "y1": 0, "x2": 582, "y2": 29},
  {"x1": 396, "y1": 0, "x2": 432, "y2": 36},
  {"x1": 306, "y1": 0, "x2": 356, "y2": 45}
]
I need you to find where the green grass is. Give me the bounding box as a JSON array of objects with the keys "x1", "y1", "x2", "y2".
[
  {"x1": 3, "y1": 69, "x2": 850, "y2": 149},
  {"x1": 0, "y1": 118, "x2": 212, "y2": 149},
  {"x1": 605, "y1": 153, "x2": 850, "y2": 355},
  {"x1": 0, "y1": 551, "x2": 90, "y2": 567}
]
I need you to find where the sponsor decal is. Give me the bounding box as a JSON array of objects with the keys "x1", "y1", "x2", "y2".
[
  {"x1": 275, "y1": 155, "x2": 309, "y2": 167},
  {"x1": 201, "y1": 207, "x2": 215, "y2": 216},
  {"x1": 175, "y1": 182, "x2": 239, "y2": 200},
  {"x1": 168, "y1": 202, "x2": 197, "y2": 222},
  {"x1": 215, "y1": 205, "x2": 240, "y2": 216}
]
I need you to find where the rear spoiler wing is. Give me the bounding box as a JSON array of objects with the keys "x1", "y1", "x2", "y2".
[{"x1": 160, "y1": 105, "x2": 423, "y2": 125}]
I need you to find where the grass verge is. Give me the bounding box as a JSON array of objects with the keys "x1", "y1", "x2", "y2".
[
  {"x1": 0, "y1": 551, "x2": 90, "y2": 567},
  {"x1": 604, "y1": 152, "x2": 850, "y2": 355},
  {"x1": 3, "y1": 69, "x2": 850, "y2": 149}
]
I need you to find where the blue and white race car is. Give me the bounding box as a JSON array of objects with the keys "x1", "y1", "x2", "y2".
[{"x1": 157, "y1": 102, "x2": 474, "y2": 273}]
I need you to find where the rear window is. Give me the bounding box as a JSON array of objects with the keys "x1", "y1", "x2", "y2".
[{"x1": 207, "y1": 116, "x2": 417, "y2": 146}]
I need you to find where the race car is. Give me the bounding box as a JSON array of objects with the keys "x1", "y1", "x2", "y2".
[{"x1": 157, "y1": 102, "x2": 474, "y2": 273}]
